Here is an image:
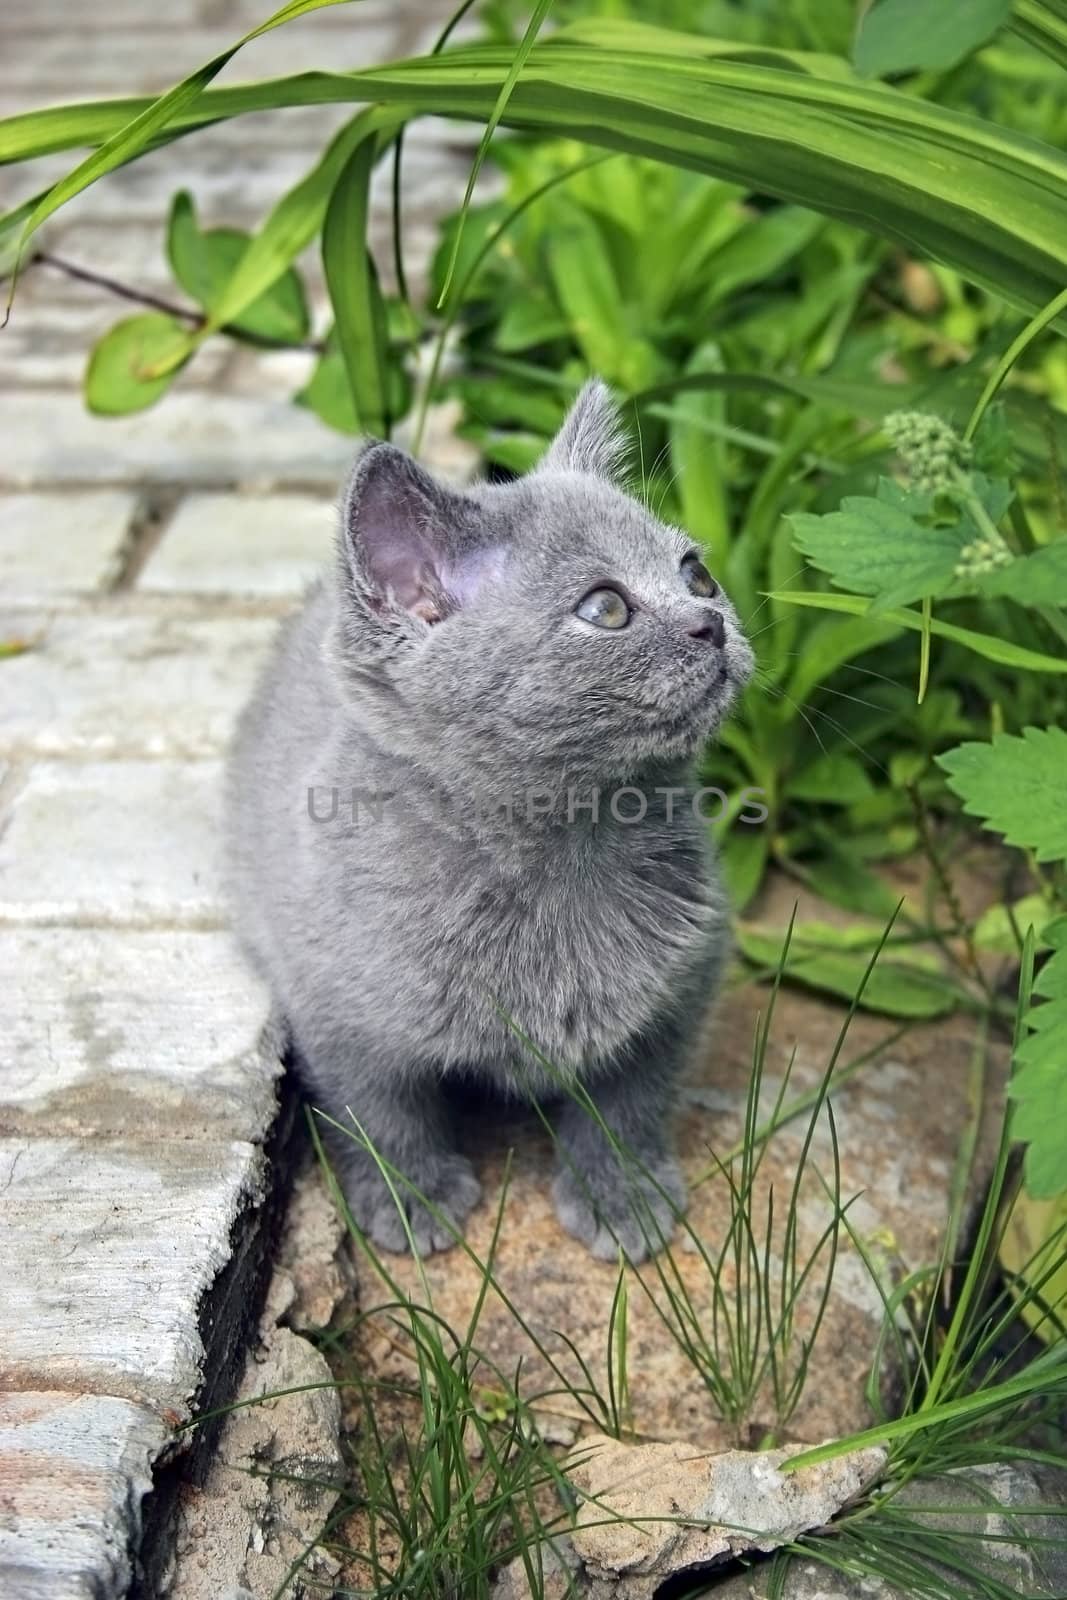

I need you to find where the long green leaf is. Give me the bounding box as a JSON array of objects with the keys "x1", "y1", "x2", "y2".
[
  {"x1": 321, "y1": 135, "x2": 390, "y2": 436},
  {"x1": 1011, "y1": 0, "x2": 1067, "y2": 67},
  {"x1": 2, "y1": 0, "x2": 358, "y2": 309},
  {"x1": 766, "y1": 589, "x2": 1067, "y2": 672},
  {"x1": 6, "y1": 34, "x2": 1067, "y2": 320}
]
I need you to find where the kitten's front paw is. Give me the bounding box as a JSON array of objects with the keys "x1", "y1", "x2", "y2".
[
  {"x1": 343, "y1": 1153, "x2": 482, "y2": 1256},
  {"x1": 552, "y1": 1154, "x2": 685, "y2": 1263}
]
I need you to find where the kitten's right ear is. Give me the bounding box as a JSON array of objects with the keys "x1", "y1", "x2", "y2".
[{"x1": 538, "y1": 379, "x2": 627, "y2": 479}]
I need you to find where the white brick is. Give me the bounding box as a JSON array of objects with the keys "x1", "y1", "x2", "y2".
[
  {"x1": 0, "y1": 390, "x2": 355, "y2": 489},
  {"x1": 0, "y1": 759, "x2": 224, "y2": 924},
  {"x1": 142, "y1": 492, "x2": 335, "y2": 596},
  {"x1": 0, "y1": 611, "x2": 277, "y2": 757},
  {"x1": 0, "y1": 927, "x2": 276, "y2": 1141},
  {"x1": 0, "y1": 491, "x2": 133, "y2": 598},
  {"x1": 0, "y1": 1391, "x2": 166, "y2": 1600},
  {"x1": 0, "y1": 1135, "x2": 264, "y2": 1410}
]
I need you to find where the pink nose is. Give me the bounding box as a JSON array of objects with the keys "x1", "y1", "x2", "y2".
[{"x1": 688, "y1": 612, "x2": 724, "y2": 647}]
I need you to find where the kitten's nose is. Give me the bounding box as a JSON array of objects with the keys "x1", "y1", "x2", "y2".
[{"x1": 688, "y1": 611, "x2": 725, "y2": 648}]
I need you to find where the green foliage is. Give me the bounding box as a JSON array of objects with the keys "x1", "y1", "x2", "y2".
[
  {"x1": 84, "y1": 311, "x2": 189, "y2": 415},
  {"x1": 166, "y1": 190, "x2": 309, "y2": 344},
  {"x1": 853, "y1": 0, "x2": 1013, "y2": 78},
  {"x1": 735, "y1": 920, "x2": 964, "y2": 1017},
  {"x1": 939, "y1": 727, "x2": 1067, "y2": 864},
  {"x1": 1011, "y1": 918, "x2": 1067, "y2": 1197}
]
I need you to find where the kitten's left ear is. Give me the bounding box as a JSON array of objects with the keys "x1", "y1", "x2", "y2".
[
  {"x1": 340, "y1": 443, "x2": 497, "y2": 628},
  {"x1": 538, "y1": 379, "x2": 626, "y2": 479}
]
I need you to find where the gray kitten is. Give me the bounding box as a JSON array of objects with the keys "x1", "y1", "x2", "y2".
[{"x1": 226, "y1": 381, "x2": 752, "y2": 1261}]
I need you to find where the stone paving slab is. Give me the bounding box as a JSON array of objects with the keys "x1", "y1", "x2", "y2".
[
  {"x1": 141, "y1": 491, "x2": 336, "y2": 595},
  {"x1": 0, "y1": 1391, "x2": 167, "y2": 1600},
  {"x1": 0, "y1": 492, "x2": 135, "y2": 599},
  {"x1": 0, "y1": 3, "x2": 484, "y2": 1594},
  {"x1": 0, "y1": 927, "x2": 277, "y2": 1141},
  {"x1": 0, "y1": 391, "x2": 357, "y2": 490},
  {"x1": 0, "y1": 1135, "x2": 266, "y2": 1411},
  {"x1": 0, "y1": 613, "x2": 277, "y2": 755},
  {"x1": 0, "y1": 759, "x2": 225, "y2": 926}
]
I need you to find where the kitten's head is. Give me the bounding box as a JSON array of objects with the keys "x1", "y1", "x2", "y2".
[{"x1": 331, "y1": 381, "x2": 753, "y2": 790}]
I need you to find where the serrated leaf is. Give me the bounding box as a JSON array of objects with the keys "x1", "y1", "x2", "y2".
[
  {"x1": 736, "y1": 921, "x2": 962, "y2": 1017},
  {"x1": 789, "y1": 493, "x2": 964, "y2": 611},
  {"x1": 84, "y1": 312, "x2": 187, "y2": 414},
  {"x1": 166, "y1": 190, "x2": 308, "y2": 343},
  {"x1": 854, "y1": 0, "x2": 1012, "y2": 77},
  {"x1": 938, "y1": 727, "x2": 1067, "y2": 864}
]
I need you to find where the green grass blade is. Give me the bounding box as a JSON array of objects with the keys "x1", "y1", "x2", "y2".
[
  {"x1": 436, "y1": 0, "x2": 556, "y2": 309},
  {"x1": 765, "y1": 589, "x2": 1067, "y2": 673}
]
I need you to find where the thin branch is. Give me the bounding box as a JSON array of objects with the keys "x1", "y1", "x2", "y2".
[
  {"x1": 27, "y1": 250, "x2": 326, "y2": 353},
  {"x1": 31, "y1": 250, "x2": 205, "y2": 324}
]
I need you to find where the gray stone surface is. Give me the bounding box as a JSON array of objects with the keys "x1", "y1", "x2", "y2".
[
  {"x1": 0, "y1": 759, "x2": 225, "y2": 925},
  {"x1": 0, "y1": 611, "x2": 277, "y2": 756},
  {"x1": 0, "y1": 1391, "x2": 167, "y2": 1600},
  {"x1": 0, "y1": 1134, "x2": 266, "y2": 1410},
  {"x1": 0, "y1": 491, "x2": 135, "y2": 598},
  {"x1": 141, "y1": 491, "x2": 336, "y2": 595},
  {"x1": 0, "y1": 926, "x2": 277, "y2": 1139},
  {"x1": 2, "y1": 1, "x2": 479, "y2": 1592}
]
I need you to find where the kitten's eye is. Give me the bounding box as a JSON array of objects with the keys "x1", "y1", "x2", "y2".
[
  {"x1": 575, "y1": 587, "x2": 631, "y2": 630},
  {"x1": 681, "y1": 554, "x2": 718, "y2": 599}
]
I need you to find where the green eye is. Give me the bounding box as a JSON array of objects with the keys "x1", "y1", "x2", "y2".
[
  {"x1": 576, "y1": 587, "x2": 631, "y2": 630},
  {"x1": 681, "y1": 554, "x2": 718, "y2": 598}
]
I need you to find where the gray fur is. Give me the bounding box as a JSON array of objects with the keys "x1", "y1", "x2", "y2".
[{"x1": 226, "y1": 380, "x2": 753, "y2": 1260}]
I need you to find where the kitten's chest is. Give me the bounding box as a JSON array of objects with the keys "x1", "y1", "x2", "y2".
[{"x1": 414, "y1": 818, "x2": 721, "y2": 1066}]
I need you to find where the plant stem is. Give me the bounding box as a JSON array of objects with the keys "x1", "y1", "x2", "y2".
[
  {"x1": 31, "y1": 250, "x2": 205, "y2": 324},
  {"x1": 29, "y1": 250, "x2": 325, "y2": 353}
]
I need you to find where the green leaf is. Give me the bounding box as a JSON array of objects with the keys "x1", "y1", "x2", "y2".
[
  {"x1": 166, "y1": 190, "x2": 308, "y2": 344},
  {"x1": 321, "y1": 135, "x2": 391, "y2": 437},
  {"x1": 973, "y1": 894, "x2": 1055, "y2": 955},
  {"x1": 10, "y1": 26, "x2": 1067, "y2": 325},
  {"x1": 295, "y1": 339, "x2": 360, "y2": 434},
  {"x1": 84, "y1": 313, "x2": 188, "y2": 415},
  {"x1": 975, "y1": 538, "x2": 1067, "y2": 606},
  {"x1": 854, "y1": 0, "x2": 1012, "y2": 77},
  {"x1": 938, "y1": 727, "x2": 1067, "y2": 864},
  {"x1": 736, "y1": 920, "x2": 962, "y2": 1017},
  {"x1": 1010, "y1": 922, "x2": 1067, "y2": 1198},
  {"x1": 719, "y1": 827, "x2": 769, "y2": 912},
  {"x1": 789, "y1": 490, "x2": 964, "y2": 610},
  {"x1": 766, "y1": 589, "x2": 1067, "y2": 674},
  {"x1": 789, "y1": 751, "x2": 876, "y2": 805},
  {"x1": 670, "y1": 342, "x2": 729, "y2": 571}
]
